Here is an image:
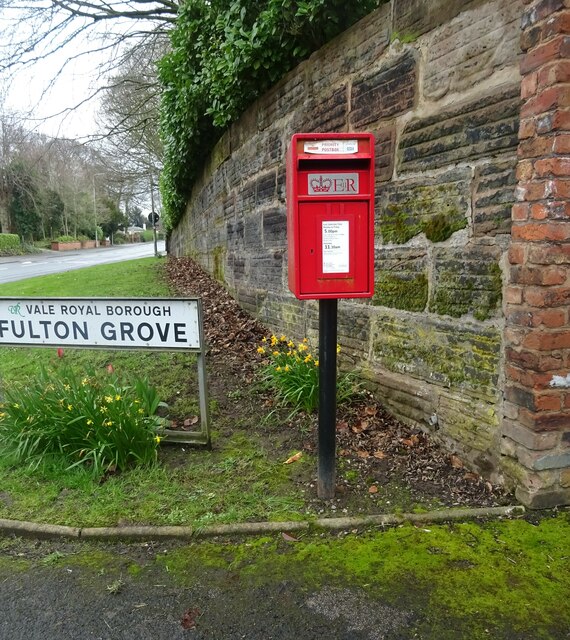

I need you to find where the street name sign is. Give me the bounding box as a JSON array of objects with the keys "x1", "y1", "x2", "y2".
[{"x1": 0, "y1": 296, "x2": 210, "y2": 446}]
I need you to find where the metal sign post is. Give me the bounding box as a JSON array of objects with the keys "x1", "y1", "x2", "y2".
[
  {"x1": 0, "y1": 297, "x2": 210, "y2": 447},
  {"x1": 318, "y1": 298, "x2": 338, "y2": 499}
]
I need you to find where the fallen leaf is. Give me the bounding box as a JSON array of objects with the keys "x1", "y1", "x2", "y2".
[
  {"x1": 401, "y1": 437, "x2": 418, "y2": 447},
  {"x1": 283, "y1": 452, "x2": 302, "y2": 464},
  {"x1": 463, "y1": 472, "x2": 480, "y2": 482},
  {"x1": 184, "y1": 415, "x2": 199, "y2": 427},
  {"x1": 336, "y1": 420, "x2": 349, "y2": 431},
  {"x1": 373, "y1": 450, "x2": 387, "y2": 460},
  {"x1": 356, "y1": 450, "x2": 370, "y2": 459},
  {"x1": 351, "y1": 420, "x2": 369, "y2": 433},
  {"x1": 364, "y1": 406, "x2": 378, "y2": 417},
  {"x1": 368, "y1": 485, "x2": 378, "y2": 494},
  {"x1": 181, "y1": 607, "x2": 201, "y2": 630},
  {"x1": 450, "y1": 454, "x2": 463, "y2": 469},
  {"x1": 281, "y1": 532, "x2": 299, "y2": 542}
]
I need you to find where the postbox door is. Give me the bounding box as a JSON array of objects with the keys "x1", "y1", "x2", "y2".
[{"x1": 298, "y1": 201, "x2": 370, "y2": 297}]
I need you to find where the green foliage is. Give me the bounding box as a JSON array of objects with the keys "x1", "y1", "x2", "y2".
[
  {"x1": 0, "y1": 234, "x2": 22, "y2": 255},
  {"x1": 0, "y1": 365, "x2": 166, "y2": 477},
  {"x1": 54, "y1": 235, "x2": 77, "y2": 243},
  {"x1": 8, "y1": 160, "x2": 42, "y2": 241},
  {"x1": 258, "y1": 333, "x2": 357, "y2": 413},
  {"x1": 159, "y1": 0, "x2": 383, "y2": 229}
]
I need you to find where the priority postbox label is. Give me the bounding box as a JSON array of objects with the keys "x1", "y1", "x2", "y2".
[
  {"x1": 308, "y1": 173, "x2": 359, "y2": 195},
  {"x1": 304, "y1": 140, "x2": 358, "y2": 154}
]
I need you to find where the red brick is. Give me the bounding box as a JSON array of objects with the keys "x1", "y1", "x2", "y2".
[
  {"x1": 512, "y1": 221, "x2": 570, "y2": 241},
  {"x1": 507, "y1": 308, "x2": 567, "y2": 327},
  {"x1": 524, "y1": 285, "x2": 570, "y2": 306},
  {"x1": 519, "y1": 408, "x2": 569, "y2": 432},
  {"x1": 538, "y1": 59, "x2": 570, "y2": 86},
  {"x1": 521, "y1": 36, "x2": 570, "y2": 75},
  {"x1": 531, "y1": 200, "x2": 570, "y2": 218},
  {"x1": 537, "y1": 108, "x2": 570, "y2": 133},
  {"x1": 520, "y1": 85, "x2": 570, "y2": 118},
  {"x1": 512, "y1": 203, "x2": 531, "y2": 220},
  {"x1": 529, "y1": 243, "x2": 570, "y2": 263},
  {"x1": 530, "y1": 203, "x2": 551, "y2": 219},
  {"x1": 534, "y1": 156, "x2": 570, "y2": 176},
  {"x1": 517, "y1": 159, "x2": 535, "y2": 181},
  {"x1": 517, "y1": 180, "x2": 549, "y2": 200},
  {"x1": 522, "y1": 329, "x2": 570, "y2": 350},
  {"x1": 548, "y1": 177, "x2": 570, "y2": 196},
  {"x1": 522, "y1": 71, "x2": 539, "y2": 100},
  {"x1": 522, "y1": 0, "x2": 566, "y2": 30},
  {"x1": 565, "y1": 395, "x2": 570, "y2": 408},
  {"x1": 538, "y1": 353, "x2": 566, "y2": 370},
  {"x1": 509, "y1": 244, "x2": 526, "y2": 265},
  {"x1": 510, "y1": 265, "x2": 568, "y2": 285},
  {"x1": 536, "y1": 393, "x2": 563, "y2": 410},
  {"x1": 505, "y1": 326, "x2": 525, "y2": 346},
  {"x1": 505, "y1": 286, "x2": 524, "y2": 304},
  {"x1": 519, "y1": 117, "x2": 538, "y2": 140},
  {"x1": 507, "y1": 365, "x2": 562, "y2": 389},
  {"x1": 542, "y1": 10, "x2": 570, "y2": 39},
  {"x1": 506, "y1": 347, "x2": 540, "y2": 369},
  {"x1": 519, "y1": 135, "x2": 554, "y2": 158}
]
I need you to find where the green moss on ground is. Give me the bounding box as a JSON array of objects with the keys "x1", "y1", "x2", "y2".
[{"x1": 157, "y1": 514, "x2": 570, "y2": 638}]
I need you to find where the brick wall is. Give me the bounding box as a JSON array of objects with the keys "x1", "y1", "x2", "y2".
[
  {"x1": 169, "y1": 0, "x2": 568, "y2": 506},
  {"x1": 501, "y1": 0, "x2": 570, "y2": 508}
]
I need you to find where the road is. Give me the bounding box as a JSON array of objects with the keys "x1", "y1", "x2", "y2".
[{"x1": 0, "y1": 242, "x2": 166, "y2": 284}]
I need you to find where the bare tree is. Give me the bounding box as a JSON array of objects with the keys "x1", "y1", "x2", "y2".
[{"x1": 0, "y1": 1, "x2": 179, "y2": 139}]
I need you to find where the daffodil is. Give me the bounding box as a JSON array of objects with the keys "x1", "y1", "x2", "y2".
[
  {"x1": 270, "y1": 335, "x2": 278, "y2": 346},
  {"x1": 280, "y1": 334, "x2": 287, "y2": 342},
  {"x1": 276, "y1": 366, "x2": 282, "y2": 372},
  {"x1": 272, "y1": 350, "x2": 279, "y2": 356},
  {"x1": 257, "y1": 346, "x2": 266, "y2": 354},
  {"x1": 87, "y1": 419, "x2": 94, "y2": 426},
  {"x1": 104, "y1": 395, "x2": 113, "y2": 403},
  {"x1": 67, "y1": 404, "x2": 73, "y2": 411},
  {"x1": 115, "y1": 394, "x2": 121, "y2": 401},
  {"x1": 337, "y1": 344, "x2": 341, "y2": 354},
  {"x1": 304, "y1": 354, "x2": 312, "y2": 363},
  {"x1": 154, "y1": 435, "x2": 162, "y2": 444}
]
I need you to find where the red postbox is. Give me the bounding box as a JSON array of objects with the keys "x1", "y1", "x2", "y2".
[{"x1": 287, "y1": 132, "x2": 375, "y2": 300}]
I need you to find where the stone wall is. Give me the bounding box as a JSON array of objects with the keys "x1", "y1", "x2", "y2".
[{"x1": 170, "y1": 0, "x2": 570, "y2": 506}]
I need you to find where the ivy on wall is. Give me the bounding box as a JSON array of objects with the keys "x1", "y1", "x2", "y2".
[{"x1": 159, "y1": 0, "x2": 384, "y2": 230}]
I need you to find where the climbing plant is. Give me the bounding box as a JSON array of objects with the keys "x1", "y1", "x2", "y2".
[{"x1": 159, "y1": 0, "x2": 384, "y2": 229}]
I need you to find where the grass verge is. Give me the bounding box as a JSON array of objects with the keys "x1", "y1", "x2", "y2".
[{"x1": 0, "y1": 258, "x2": 306, "y2": 527}]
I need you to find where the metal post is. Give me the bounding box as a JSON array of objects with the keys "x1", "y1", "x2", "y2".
[
  {"x1": 150, "y1": 174, "x2": 158, "y2": 257},
  {"x1": 318, "y1": 298, "x2": 338, "y2": 499}
]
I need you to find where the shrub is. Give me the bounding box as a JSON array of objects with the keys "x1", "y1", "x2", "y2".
[
  {"x1": 113, "y1": 232, "x2": 127, "y2": 245},
  {"x1": 258, "y1": 334, "x2": 358, "y2": 413},
  {"x1": 0, "y1": 233, "x2": 22, "y2": 256},
  {"x1": 0, "y1": 365, "x2": 166, "y2": 477},
  {"x1": 159, "y1": 0, "x2": 384, "y2": 229},
  {"x1": 54, "y1": 235, "x2": 77, "y2": 243}
]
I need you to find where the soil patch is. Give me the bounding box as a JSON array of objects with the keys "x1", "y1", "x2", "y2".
[{"x1": 164, "y1": 257, "x2": 512, "y2": 515}]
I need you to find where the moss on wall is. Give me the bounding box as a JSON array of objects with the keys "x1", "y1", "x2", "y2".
[{"x1": 373, "y1": 272, "x2": 428, "y2": 311}]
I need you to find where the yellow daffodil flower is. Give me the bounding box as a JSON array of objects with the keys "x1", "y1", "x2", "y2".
[{"x1": 257, "y1": 346, "x2": 266, "y2": 354}]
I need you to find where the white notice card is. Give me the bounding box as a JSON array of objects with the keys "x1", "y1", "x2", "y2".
[{"x1": 322, "y1": 221, "x2": 349, "y2": 274}]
